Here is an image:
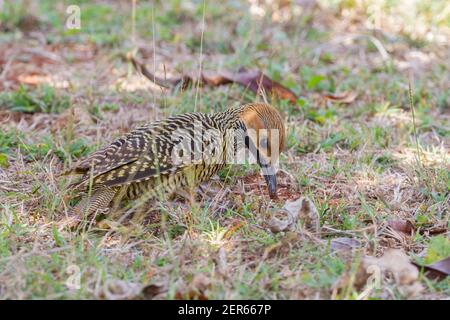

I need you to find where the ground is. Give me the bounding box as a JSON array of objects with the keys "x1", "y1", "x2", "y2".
[{"x1": 0, "y1": 0, "x2": 449, "y2": 299}]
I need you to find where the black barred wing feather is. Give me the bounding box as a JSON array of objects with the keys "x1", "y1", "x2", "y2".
[{"x1": 69, "y1": 113, "x2": 227, "y2": 189}]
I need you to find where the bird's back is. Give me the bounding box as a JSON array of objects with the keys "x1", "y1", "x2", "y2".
[{"x1": 68, "y1": 111, "x2": 232, "y2": 196}]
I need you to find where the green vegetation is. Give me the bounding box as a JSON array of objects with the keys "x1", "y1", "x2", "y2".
[{"x1": 0, "y1": 85, "x2": 70, "y2": 114}]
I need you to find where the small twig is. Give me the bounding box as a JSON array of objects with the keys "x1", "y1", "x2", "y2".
[
  {"x1": 0, "y1": 185, "x2": 21, "y2": 192},
  {"x1": 0, "y1": 53, "x2": 16, "y2": 81},
  {"x1": 125, "y1": 53, "x2": 178, "y2": 88},
  {"x1": 23, "y1": 47, "x2": 63, "y2": 63},
  {"x1": 322, "y1": 225, "x2": 376, "y2": 235},
  {"x1": 368, "y1": 35, "x2": 390, "y2": 61}
]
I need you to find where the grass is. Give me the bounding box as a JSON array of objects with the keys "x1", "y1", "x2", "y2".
[
  {"x1": 0, "y1": 0, "x2": 449, "y2": 299},
  {"x1": 0, "y1": 85, "x2": 70, "y2": 114}
]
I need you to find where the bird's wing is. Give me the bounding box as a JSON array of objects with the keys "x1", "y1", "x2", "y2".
[
  {"x1": 69, "y1": 130, "x2": 144, "y2": 175},
  {"x1": 69, "y1": 114, "x2": 225, "y2": 188}
]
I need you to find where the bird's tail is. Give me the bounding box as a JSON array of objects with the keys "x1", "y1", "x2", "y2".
[{"x1": 70, "y1": 186, "x2": 117, "y2": 218}]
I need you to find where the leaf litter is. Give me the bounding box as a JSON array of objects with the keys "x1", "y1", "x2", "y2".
[
  {"x1": 126, "y1": 53, "x2": 299, "y2": 104},
  {"x1": 268, "y1": 196, "x2": 320, "y2": 234}
]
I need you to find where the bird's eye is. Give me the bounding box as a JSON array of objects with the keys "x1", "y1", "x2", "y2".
[{"x1": 260, "y1": 137, "x2": 268, "y2": 149}]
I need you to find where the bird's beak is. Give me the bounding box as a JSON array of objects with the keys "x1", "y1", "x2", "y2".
[
  {"x1": 263, "y1": 166, "x2": 277, "y2": 198},
  {"x1": 259, "y1": 161, "x2": 277, "y2": 199}
]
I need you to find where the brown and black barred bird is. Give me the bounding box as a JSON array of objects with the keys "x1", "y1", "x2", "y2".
[{"x1": 65, "y1": 103, "x2": 285, "y2": 217}]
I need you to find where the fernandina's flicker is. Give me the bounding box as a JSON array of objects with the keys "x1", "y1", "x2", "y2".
[{"x1": 65, "y1": 103, "x2": 285, "y2": 217}]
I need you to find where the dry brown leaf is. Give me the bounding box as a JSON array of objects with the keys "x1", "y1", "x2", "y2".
[
  {"x1": 365, "y1": 249, "x2": 419, "y2": 285},
  {"x1": 268, "y1": 198, "x2": 301, "y2": 233},
  {"x1": 332, "y1": 258, "x2": 372, "y2": 294},
  {"x1": 214, "y1": 247, "x2": 228, "y2": 277},
  {"x1": 127, "y1": 55, "x2": 299, "y2": 104},
  {"x1": 263, "y1": 232, "x2": 299, "y2": 259},
  {"x1": 95, "y1": 280, "x2": 168, "y2": 300},
  {"x1": 268, "y1": 197, "x2": 320, "y2": 233},
  {"x1": 423, "y1": 224, "x2": 448, "y2": 236},
  {"x1": 222, "y1": 68, "x2": 299, "y2": 104},
  {"x1": 17, "y1": 15, "x2": 42, "y2": 34},
  {"x1": 298, "y1": 197, "x2": 320, "y2": 233},
  {"x1": 414, "y1": 256, "x2": 450, "y2": 281},
  {"x1": 174, "y1": 273, "x2": 211, "y2": 300},
  {"x1": 96, "y1": 279, "x2": 142, "y2": 300},
  {"x1": 334, "y1": 249, "x2": 423, "y2": 298},
  {"x1": 397, "y1": 282, "x2": 424, "y2": 297},
  {"x1": 364, "y1": 249, "x2": 423, "y2": 297},
  {"x1": 387, "y1": 219, "x2": 414, "y2": 234},
  {"x1": 268, "y1": 215, "x2": 291, "y2": 233},
  {"x1": 323, "y1": 91, "x2": 358, "y2": 104},
  {"x1": 141, "y1": 283, "x2": 167, "y2": 300}
]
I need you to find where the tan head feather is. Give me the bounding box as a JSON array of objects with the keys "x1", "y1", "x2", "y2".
[{"x1": 238, "y1": 103, "x2": 286, "y2": 163}]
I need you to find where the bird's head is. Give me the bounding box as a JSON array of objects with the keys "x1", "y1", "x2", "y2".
[{"x1": 238, "y1": 103, "x2": 286, "y2": 198}]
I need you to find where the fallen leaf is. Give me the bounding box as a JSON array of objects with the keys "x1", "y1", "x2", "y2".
[
  {"x1": 214, "y1": 247, "x2": 228, "y2": 276},
  {"x1": 268, "y1": 197, "x2": 320, "y2": 233},
  {"x1": 425, "y1": 225, "x2": 448, "y2": 236},
  {"x1": 268, "y1": 214, "x2": 291, "y2": 233},
  {"x1": 268, "y1": 198, "x2": 301, "y2": 233},
  {"x1": 96, "y1": 279, "x2": 142, "y2": 300},
  {"x1": 387, "y1": 219, "x2": 414, "y2": 234},
  {"x1": 17, "y1": 15, "x2": 42, "y2": 34},
  {"x1": 298, "y1": 197, "x2": 320, "y2": 233},
  {"x1": 17, "y1": 73, "x2": 50, "y2": 85},
  {"x1": 95, "y1": 280, "x2": 168, "y2": 300},
  {"x1": 330, "y1": 237, "x2": 361, "y2": 252},
  {"x1": 126, "y1": 54, "x2": 299, "y2": 104},
  {"x1": 141, "y1": 283, "x2": 167, "y2": 300},
  {"x1": 365, "y1": 249, "x2": 419, "y2": 286},
  {"x1": 397, "y1": 282, "x2": 424, "y2": 297},
  {"x1": 335, "y1": 249, "x2": 423, "y2": 298},
  {"x1": 414, "y1": 256, "x2": 450, "y2": 281},
  {"x1": 332, "y1": 258, "x2": 372, "y2": 294},
  {"x1": 175, "y1": 273, "x2": 211, "y2": 300},
  {"x1": 222, "y1": 68, "x2": 299, "y2": 104},
  {"x1": 323, "y1": 91, "x2": 358, "y2": 104},
  {"x1": 263, "y1": 232, "x2": 299, "y2": 259}
]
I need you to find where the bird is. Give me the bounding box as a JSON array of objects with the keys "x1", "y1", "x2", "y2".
[{"x1": 64, "y1": 103, "x2": 285, "y2": 219}]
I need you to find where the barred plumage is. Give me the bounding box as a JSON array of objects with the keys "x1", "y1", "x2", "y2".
[{"x1": 65, "y1": 103, "x2": 285, "y2": 218}]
